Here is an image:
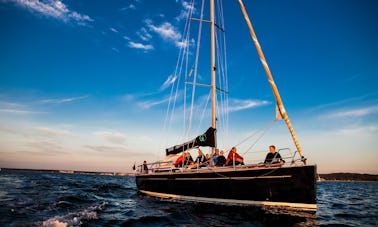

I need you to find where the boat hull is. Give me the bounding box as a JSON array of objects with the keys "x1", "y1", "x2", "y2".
[{"x1": 136, "y1": 165, "x2": 316, "y2": 210}]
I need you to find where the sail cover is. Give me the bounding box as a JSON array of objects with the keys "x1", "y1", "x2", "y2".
[{"x1": 165, "y1": 127, "x2": 216, "y2": 155}]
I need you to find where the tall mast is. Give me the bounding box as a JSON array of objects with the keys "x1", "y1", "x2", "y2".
[
  {"x1": 238, "y1": 0, "x2": 305, "y2": 160},
  {"x1": 210, "y1": 0, "x2": 216, "y2": 130}
]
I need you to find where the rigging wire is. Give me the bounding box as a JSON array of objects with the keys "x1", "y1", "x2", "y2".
[
  {"x1": 187, "y1": 0, "x2": 205, "y2": 140},
  {"x1": 163, "y1": 0, "x2": 195, "y2": 146},
  {"x1": 214, "y1": 0, "x2": 229, "y2": 147},
  {"x1": 241, "y1": 120, "x2": 276, "y2": 156},
  {"x1": 196, "y1": 90, "x2": 212, "y2": 133}
]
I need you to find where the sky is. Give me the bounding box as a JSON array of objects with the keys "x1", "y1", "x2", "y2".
[{"x1": 0, "y1": 0, "x2": 377, "y2": 174}]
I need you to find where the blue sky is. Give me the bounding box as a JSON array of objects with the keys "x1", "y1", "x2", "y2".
[{"x1": 0, "y1": 0, "x2": 377, "y2": 173}]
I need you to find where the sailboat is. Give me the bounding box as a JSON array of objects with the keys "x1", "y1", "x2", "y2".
[{"x1": 135, "y1": 0, "x2": 316, "y2": 212}]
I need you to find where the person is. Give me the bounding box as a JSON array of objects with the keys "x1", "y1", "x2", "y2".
[
  {"x1": 174, "y1": 153, "x2": 186, "y2": 167},
  {"x1": 212, "y1": 149, "x2": 219, "y2": 166},
  {"x1": 132, "y1": 162, "x2": 136, "y2": 171},
  {"x1": 225, "y1": 147, "x2": 244, "y2": 166},
  {"x1": 216, "y1": 150, "x2": 226, "y2": 166},
  {"x1": 205, "y1": 154, "x2": 210, "y2": 166},
  {"x1": 142, "y1": 160, "x2": 148, "y2": 173},
  {"x1": 194, "y1": 149, "x2": 207, "y2": 167},
  {"x1": 184, "y1": 152, "x2": 194, "y2": 166},
  {"x1": 264, "y1": 145, "x2": 284, "y2": 164}
]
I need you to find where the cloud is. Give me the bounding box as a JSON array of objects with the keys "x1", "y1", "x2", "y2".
[
  {"x1": 24, "y1": 140, "x2": 68, "y2": 155},
  {"x1": 40, "y1": 95, "x2": 89, "y2": 104},
  {"x1": 34, "y1": 127, "x2": 73, "y2": 137},
  {"x1": 138, "y1": 97, "x2": 170, "y2": 109},
  {"x1": 84, "y1": 145, "x2": 128, "y2": 156},
  {"x1": 228, "y1": 99, "x2": 270, "y2": 112},
  {"x1": 94, "y1": 131, "x2": 127, "y2": 144},
  {"x1": 175, "y1": 40, "x2": 189, "y2": 48},
  {"x1": 0, "y1": 100, "x2": 45, "y2": 114},
  {"x1": 109, "y1": 27, "x2": 119, "y2": 33},
  {"x1": 176, "y1": 0, "x2": 194, "y2": 21},
  {"x1": 307, "y1": 93, "x2": 378, "y2": 113},
  {"x1": 147, "y1": 21, "x2": 183, "y2": 47},
  {"x1": 160, "y1": 74, "x2": 177, "y2": 91},
  {"x1": 128, "y1": 41, "x2": 154, "y2": 51},
  {"x1": 9, "y1": 0, "x2": 93, "y2": 25},
  {"x1": 136, "y1": 27, "x2": 152, "y2": 41},
  {"x1": 336, "y1": 125, "x2": 378, "y2": 136},
  {"x1": 111, "y1": 47, "x2": 120, "y2": 53},
  {"x1": 0, "y1": 108, "x2": 45, "y2": 114},
  {"x1": 120, "y1": 3, "x2": 136, "y2": 11},
  {"x1": 130, "y1": 18, "x2": 185, "y2": 51},
  {"x1": 325, "y1": 105, "x2": 378, "y2": 119},
  {"x1": 84, "y1": 145, "x2": 152, "y2": 158}
]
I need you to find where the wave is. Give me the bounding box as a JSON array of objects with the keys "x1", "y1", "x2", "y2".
[{"x1": 41, "y1": 202, "x2": 107, "y2": 227}]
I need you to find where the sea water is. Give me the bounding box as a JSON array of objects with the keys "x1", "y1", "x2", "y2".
[{"x1": 0, "y1": 170, "x2": 377, "y2": 226}]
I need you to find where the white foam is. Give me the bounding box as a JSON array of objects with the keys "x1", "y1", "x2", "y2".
[{"x1": 42, "y1": 219, "x2": 68, "y2": 227}]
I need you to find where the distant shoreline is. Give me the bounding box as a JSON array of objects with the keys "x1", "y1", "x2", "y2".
[
  {"x1": 318, "y1": 173, "x2": 378, "y2": 182},
  {"x1": 318, "y1": 180, "x2": 378, "y2": 183},
  {"x1": 0, "y1": 168, "x2": 135, "y2": 176},
  {"x1": 1, "y1": 168, "x2": 377, "y2": 181}
]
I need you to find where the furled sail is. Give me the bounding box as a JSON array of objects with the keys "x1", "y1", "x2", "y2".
[{"x1": 165, "y1": 127, "x2": 216, "y2": 155}]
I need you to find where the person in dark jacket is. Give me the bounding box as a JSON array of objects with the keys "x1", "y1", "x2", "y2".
[
  {"x1": 216, "y1": 150, "x2": 226, "y2": 166},
  {"x1": 194, "y1": 149, "x2": 207, "y2": 167},
  {"x1": 143, "y1": 160, "x2": 148, "y2": 173},
  {"x1": 264, "y1": 145, "x2": 284, "y2": 164}
]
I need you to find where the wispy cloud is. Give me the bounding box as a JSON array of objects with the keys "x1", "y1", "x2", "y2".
[
  {"x1": 109, "y1": 27, "x2": 119, "y2": 33},
  {"x1": 22, "y1": 142, "x2": 68, "y2": 155},
  {"x1": 94, "y1": 131, "x2": 127, "y2": 144},
  {"x1": 136, "y1": 27, "x2": 152, "y2": 41},
  {"x1": 307, "y1": 93, "x2": 378, "y2": 113},
  {"x1": 138, "y1": 97, "x2": 170, "y2": 109},
  {"x1": 176, "y1": 0, "x2": 194, "y2": 21},
  {"x1": 0, "y1": 108, "x2": 43, "y2": 114},
  {"x1": 160, "y1": 74, "x2": 177, "y2": 91},
  {"x1": 0, "y1": 101, "x2": 45, "y2": 114},
  {"x1": 111, "y1": 47, "x2": 120, "y2": 53},
  {"x1": 34, "y1": 127, "x2": 73, "y2": 137},
  {"x1": 120, "y1": 3, "x2": 136, "y2": 11},
  {"x1": 40, "y1": 95, "x2": 89, "y2": 104},
  {"x1": 336, "y1": 125, "x2": 378, "y2": 136},
  {"x1": 325, "y1": 105, "x2": 378, "y2": 119},
  {"x1": 8, "y1": 0, "x2": 93, "y2": 26},
  {"x1": 228, "y1": 99, "x2": 270, "y2": 112},
  {"x1": 128, "y1": 41, "x2": 154, "y2": 51},
  {"x1": 147, "y1": 21, "x2": 182, "y2": 47},
  {"x1": 85, "y1": 145, "x2": 127, "y2": 156}
]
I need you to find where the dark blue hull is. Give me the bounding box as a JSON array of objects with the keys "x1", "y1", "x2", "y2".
[{"x1": 136, "y1": 165, "x2": 316, "y2": 209}]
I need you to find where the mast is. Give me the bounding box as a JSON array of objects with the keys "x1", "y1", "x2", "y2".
[
  {"x1": 210, "y1": 0, "x2": 216, "y2": 130},
  {"x1": 238, "y1": 0, "x2": 305, "y2": 160},
  {"x1": 209, "y1": 0, "x2": 217, "y2": 165}
]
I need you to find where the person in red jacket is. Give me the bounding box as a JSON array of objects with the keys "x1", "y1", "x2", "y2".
[
  {"x1": 225, "y1": 147, "x2": 244, "y2": 166},
  {"x1": 174, "y1": 153, "x2": 186, "y2": 167}
]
